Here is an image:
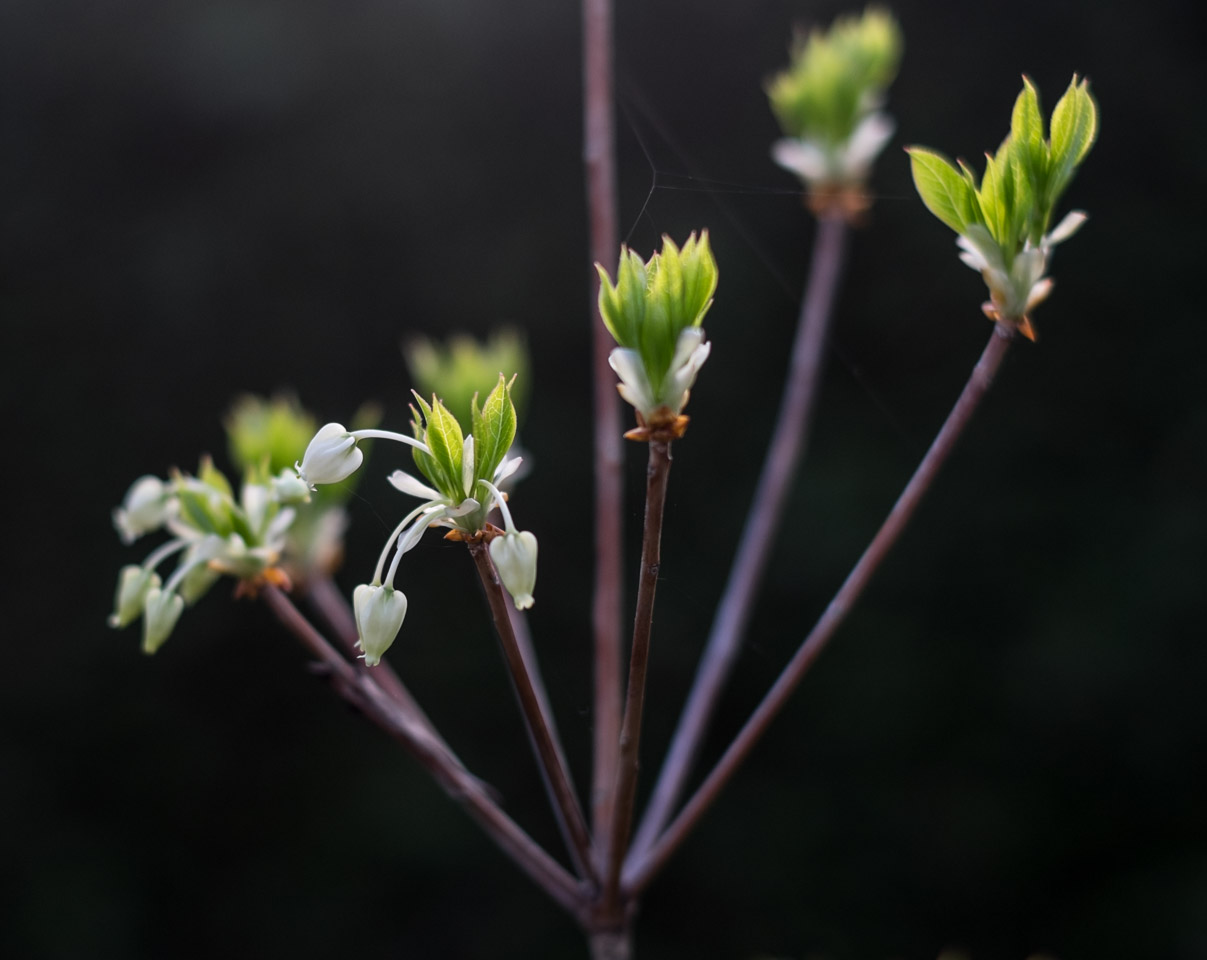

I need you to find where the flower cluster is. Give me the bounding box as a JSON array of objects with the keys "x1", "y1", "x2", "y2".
[
  {"x1": 767, "y1": 7, "x2": 902, "y2": 193},
  {"x1": 596, "y1": 232, "x2": 718, "y2": 437},
  {"x1": 109, "y1": 458, "x2": 309, "y2": 653},
  {"x1": 907, "y1": 75, "x2": 1097, "y2": 339},
  {"x1": 296, "y1": 374, "x2": 537, "y2": 666}
]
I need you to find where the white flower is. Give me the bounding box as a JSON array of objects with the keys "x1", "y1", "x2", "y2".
[
  {"x1": 490, "y1": 529, "x2": 538, "y2": 610},
  {"x1": 109, "y1": 565, "x2": 161, "y2": 629},
  {"x1": 353, "y1": 583, "x2": 408, "y2": 667},
  {"x1": 296, "y1": 423, "x2": 363, "y2": 489},
  {"x1": 272, "y1": 468, "x2": 311, "y2": 504},
  {"x1": 480, "y1": 479, "x2": 538, "y2": 610},
  {"x1": 112, "y1": 476, "x2": 171, "y2": 544},
  {"x1": 142, "y1": 588, "x2": 184, "y2": 654},
  {"x1": 772, "y1": 110, "x2": 895, "y2": 186},
  {"x1": 608, "y1": 327, "x2": 711, "y2": 419},
  {"x1": 956, "y1": 214, "x2": 1087, "y2": 332}
]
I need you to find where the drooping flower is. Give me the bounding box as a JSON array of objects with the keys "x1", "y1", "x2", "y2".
[{"x1": 353, "y1": 583, "x2": 408, "y2": 667}]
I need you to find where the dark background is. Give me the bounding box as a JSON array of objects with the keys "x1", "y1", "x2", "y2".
[{"x1": 3, "y1": 0, "x2": 1204, "y2": 957}]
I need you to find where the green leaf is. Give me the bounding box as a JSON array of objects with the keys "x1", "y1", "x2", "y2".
[
  {"x1": 473, "y1": 374, "x2": 517, "y2": 485},
  {"x1": 640, "y1": 249, "x2": 679, "y2": 393},
  {"x1": 1011, "y1": 76, "x2": 1044, "y2": 168},
  {"x1": 907, "y1": 147, "x2": 973, "y2": 235},
  {"x1": 1051, "y1": 75, "x2": 1097, "y2": 167},
  {"x1": 680, "y1": 231, "x2": 718, "y2": 327},
  {"x1": 425, "y1": 395, "x2": 464, "y2": 500},
  {"x1": 978, "y1": 151, "x2": 1004, "y2": 243},
  {"x1": 1047, "y1": 76, "x2": 1098, "y2": 204},
  {"x1": 410, "y1": 393, "x2": 461, "y2": 499},
  {"x1": 198, "y1": 455, "x2": 233, "y2": 500},
  {"x1": 176, "y1": 486, "x2": 234, "y2": 537}
]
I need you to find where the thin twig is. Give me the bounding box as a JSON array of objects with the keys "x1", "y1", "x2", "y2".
[
  {"x1": 631, "y1": 213, "x2": 850, "y2": 857},
  {"x1": 261, "y1": 585, "x2": 583, "y2": 916},
  {"x1": 623, "y1": 327, "x2": 1014, "y2": 895},
  {"x1": 583, "y1": 0, "x2": 624, "y2": 872},
  {"x1": 468, "y1": 541, "x2": 598, "y2": 886},
  {"x1": 508, "y1": 601, "x2": 569, "y2": 768},
  {"x1": 603, "y1": 439, "x2": 673, "y2": 911}
]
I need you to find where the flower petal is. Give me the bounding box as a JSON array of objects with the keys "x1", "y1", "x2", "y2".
[{"x1": 388, "y1": 469, "x2": 442, "y2": 500}]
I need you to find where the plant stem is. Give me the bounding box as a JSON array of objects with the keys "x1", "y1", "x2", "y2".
[
  {"x1": 583, "y1": 0, "x2": 624, "y2": 873},
  {"x1": 468, "y1": 541, "x2": 598, "y2": 886},
  {"x1": 261, "y1": 586, "x2": 582, "y2": 915},
  {"x1": 631, "y1": 213, "x2": 850, "y2": 858},
  {"x1": 623, "y1": 326, "x2": 1014, "y2": 895},
  {"x1": 603, "y1": 439, "x2": 673, "y2": 912}
]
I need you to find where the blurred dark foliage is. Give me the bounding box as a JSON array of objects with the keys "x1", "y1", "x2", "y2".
[{"x1": 3, "y1": 0, "x2": 1204, "y2": 957}]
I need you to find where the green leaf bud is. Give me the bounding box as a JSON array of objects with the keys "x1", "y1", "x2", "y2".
[
  {"x1": 596, "y1": 233, "x2": 717, "y2": 423},
  {"x1": 907, "y1": 75, "x2": 1097, "y2": 336},
  {"x1": 767, "y1": 7, "x2": 902, "y2": 191}
]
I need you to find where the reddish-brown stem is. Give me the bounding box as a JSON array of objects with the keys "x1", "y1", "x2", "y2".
[
  {"x1": 631, "y1": 213, "x2": 850, "y2": 858},
  {"x1": 468, "y1": 541, "x2": 597, "y2": 886},
  {"x1": 603, "y1": 439, "x2": 673, "y2": 913},
  {"x1": 508, "y1": 601, "x2": 568, "y2": 769},
  {"x1": 623, "y1": 327, "x2": 1014, "y2": 895},
  {"x1": 583, "y1": 0, "x2": 624, "y2": 873},
  {"x1": 260, "y1": 586, "x2": 582, "y2": 915}
]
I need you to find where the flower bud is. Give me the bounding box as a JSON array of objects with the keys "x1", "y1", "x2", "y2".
[
  {"x1": 109, "y1": 565, "x2": 161, "y2": 629},
  {"x1": 113, "y1": 476, "x2": 170, "y2": 544},
  {"x1": 490, "y1": 529, "x2": 538, "y2": 610},
  {"x1": 353, "y1": 583, "x2": 408, "y2": 667},
  {"x1": 272, "y1": 468, "x2": 312, "y2": 504},
  {"x1": 296, "y1": 423, "x2": 363, "y2": 489},
  {"x1": 142, "y1": 588, "x2": 184, "y2": 654}
]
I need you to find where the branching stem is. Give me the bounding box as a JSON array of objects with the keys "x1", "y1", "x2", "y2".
[
  {"x1": 632, "y1": 212, "x2": 850, "y2": 857},
  {"x1": 260, "y1": 586, "x2": 582, "y2": 915},
  {"x1": 469, "y1": 541, "x2": 598, "y2": 886},
  {"x1": 623, "y1": 327, "x2": 1014, "y2": 895}
]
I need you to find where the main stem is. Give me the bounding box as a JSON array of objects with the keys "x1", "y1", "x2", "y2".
[
  {"x1": 469, "y1": 541, "x2": 597, "y2": 886},
  {"x1": 623, "y1": 327, "x2": 1015, "y2": 895},
  {"x1": 631, "y1": 213, "x2": 850, "y2": 857},
  {"x1": 260, "y1": 586, "x2": 582, "y2": 915},
  {"x1": 583, "y1": 0, "x2": 624, "y2": 872},
  {"x1": 603, "y1": 439, "x2": 673, "y2": 914}
]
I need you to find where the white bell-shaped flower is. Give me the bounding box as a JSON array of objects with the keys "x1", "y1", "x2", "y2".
[
  {"x1": 113, "y1": 476, "x2": 171, "y2": 544},
  {"x1": 142, "y1": 587, "x2": 184, "y2": 654},
  {"x1": 353, "y1": 583, "x2": 408, "y2": 667},
  {"x1": 109, "y1": 565, "x2": 161, "y2": 629},
  {"x1": 296, "y1": 423, "x2": 363, "y2": 489},
  {"x1": 490, "y1": 529, "x2": 539, "y2": 611}
]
